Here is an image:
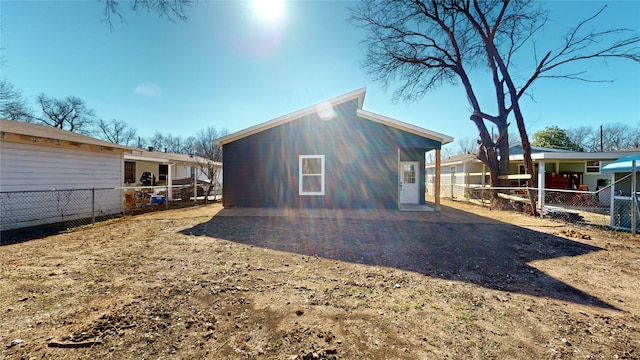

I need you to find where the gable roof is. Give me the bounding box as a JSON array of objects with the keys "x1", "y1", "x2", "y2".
[
  {"x1": 0, "y1": 118, "x2": 130, "y2": 151},
  {"x1": 214, "y1": 88, "x2": 453, "y2": 146}
]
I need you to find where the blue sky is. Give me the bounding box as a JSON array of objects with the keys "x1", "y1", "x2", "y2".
[{"x1": 1, "y1": 1, "x2": 639, "y2": 148}]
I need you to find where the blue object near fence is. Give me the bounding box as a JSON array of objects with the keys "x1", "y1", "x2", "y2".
[{"x1": 151, "y1": 195, "x2": 165, "y2": 205}]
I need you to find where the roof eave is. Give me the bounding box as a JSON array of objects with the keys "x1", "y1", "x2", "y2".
[
  {"x1": 214, "y1": 87, "x2": 367, "y2": 146},
  {"x1": 356, "y1": 109, "x2": 454, "y2": 144}
]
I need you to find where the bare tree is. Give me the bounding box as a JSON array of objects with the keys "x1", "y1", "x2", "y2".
[
  {"x1": 102, "y1": 0, "x2": 193, "y2": 28},
  {"x1": 135, "y1": 136, "x2": 149, "y2": 149},
  {"x1": 192, "y1": 127, "x2": 228, "y2": 203},
  {"x1": 148, "y1": 132, "x2": 165, "y2": 151},
  {"x1": 566, "y1": 126, "x2": 595, "y2": 152},
  {"x1": 455, "y1": 137, "x2": 477, "y2": 155},
  {"x1": 350, "y1": 0, "x2": 534, "y2": 188},
  {"x1": 567, "y1": 123, "x2": 640, "y2": 151},
  {"x1": 182, "y1": 135, "x2": 197, "y2": 155},
  {"x1": 0, "y1": 79, "x2": 33, "y2": 122},
  {"x1": 34, "y1": 94, "x2": 97, "y2": 134},
  {"x1": 629, "y1": 124, "x2": 640, "y2": 149},
  {"x1": 163, "y1": 134, "x2": 188, "y2": 154},
  {"x1": 599, "y1": 123, "x2": 640, "y2": 151},
  {"x1": 97, "y1": 118, "x2": 137, "y2": 146},
  {"x1": 351, "y1": 0, "x2": 640, "y2": 214}
]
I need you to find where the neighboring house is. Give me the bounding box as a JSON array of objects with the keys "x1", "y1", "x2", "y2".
[
  {"x1": 426, "y1": 144, "x2": 640, "y2": 204},
  {"x1": 214, "y1": 88, "x2": 453, "y2": 210},
  {"x1": 0, "y1": 119, "x2": 130, "y2": 231},
  {"x1": 123, "y1": 148, "x2": 221, "y2": 199},
  {"x1": 426, "y1": 153, "x2": 486, "y2": 198}
]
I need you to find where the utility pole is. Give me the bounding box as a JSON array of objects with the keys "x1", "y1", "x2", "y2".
[{"x1": 600, "y1": 125, "x2": 603, "y2": 152}]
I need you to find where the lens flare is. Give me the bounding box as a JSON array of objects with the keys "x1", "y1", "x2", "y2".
[{"x1": 253, "y1": 0, "x2": 284, "y2": 22}]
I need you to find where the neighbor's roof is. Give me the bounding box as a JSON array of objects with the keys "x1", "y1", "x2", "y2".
[
  {"x1": 125, "y1": 148, "x2": 221, "y2": 166},
  {"x1": 0, "y1": 118, "x2": 130, "y2": 150},
  {"x1": 426, "y1": 153, "x2": 478, "y2": 168},
  {"x1": 214, "y1": 88, "x2": 453, "y2": 146},
  {"x1": 509, "y1": 144, "x2": 573, "y2": 155},
  {"x1": 602, "y1": 154, "x2": 640, "y2": 173},
  {"x1": 510, "y1": 150, "x2": 640, "y2": 161}
]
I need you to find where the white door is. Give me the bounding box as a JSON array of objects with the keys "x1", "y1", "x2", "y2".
[{"x1": 400, "y1": 161, "x2": 419, "y2": 204}]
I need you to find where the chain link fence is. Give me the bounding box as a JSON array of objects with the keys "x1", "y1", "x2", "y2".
[
  {"x1": 0, "y1": 188, "x2": 122, "y2": 235},
  {"x1": 1, "y1": 184, "x2": 222, "y2": 244},
  {"x1": 538, "y1": 188, "x2": 611, "y2": 227},
  {"x1": 437, "y1": 174, "x2": 638, "y2": 233}
]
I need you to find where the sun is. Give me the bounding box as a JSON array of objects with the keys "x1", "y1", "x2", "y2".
[{"x1": 253, "y1": 0, "x2": 284, "y2": 22}]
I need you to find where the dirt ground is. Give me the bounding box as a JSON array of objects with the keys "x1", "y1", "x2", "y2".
[{"x1": 1, "y1": 199, "x2": 639, "y2": 359}]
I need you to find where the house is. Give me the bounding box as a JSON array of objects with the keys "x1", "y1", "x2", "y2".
[
  {"x1": 0, "y1": 119, "x2": 130, "y2": 231},
  {"x1": 123, "y1": 148, "x2": 221, "y2": 200},
  {"x1": 426, "y1": 144, "x2": 640, "y2": 205},
  {"x1": 426, "y1": 152, "x2": 486, "y2": 198},
  {"x1": 214, "y1": 88, "x2": 453, "y2": 210}
]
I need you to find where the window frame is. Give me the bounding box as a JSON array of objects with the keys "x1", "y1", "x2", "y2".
[
  {"x1": 299, "y1": 155, "x2": 325, "y2": 196},
  {"x1": 403, "y1": 163, "x2": 416, "y2": 184},
  {"x1": 124, "y1": 161, "x2": 136, "y2": 184},
  {"x1": 586, "y1": 160, "x2": 601, "y2": 174}
]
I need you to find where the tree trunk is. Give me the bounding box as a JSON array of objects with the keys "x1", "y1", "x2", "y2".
[
  {"x1": 471, "y1": 114, "x2": 502, "y2": 187},
  {"x1": 496, "y1": 122, "x2": 510, "y2": 187}
]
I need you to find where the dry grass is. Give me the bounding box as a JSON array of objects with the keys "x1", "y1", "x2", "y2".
[{"x1": 1, "y1": 200, "x2": 639, "y2": 359}]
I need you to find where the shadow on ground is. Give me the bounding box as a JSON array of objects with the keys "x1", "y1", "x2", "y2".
[{"x1": 181, "y1": 205, "x2": 615, "y2": 309}]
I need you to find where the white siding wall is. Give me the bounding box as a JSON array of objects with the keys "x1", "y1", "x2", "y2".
[
  {"x1": 0, "y1": 141, "x2": 124, "y2": 231},
  {"x1": 174, "y1": 165, "x2": 188, "y2": 180},
  {"x1": 1, "y1": 141, "x2": 123, "y2": 191}
]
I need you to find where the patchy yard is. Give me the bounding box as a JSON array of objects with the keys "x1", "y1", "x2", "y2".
[{"x1": 1, "y1": 200, "x2": 639, "y2": 359}]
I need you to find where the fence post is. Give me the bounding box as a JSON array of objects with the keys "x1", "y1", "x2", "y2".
[
  {"x1": 92, "y1": 188, "x2": 96, "y2": 225},
  {"x1": 537, "y1": 161, "x2": 545, "y2": 218},
  {"x1": 481, "y1": 168, "x2": 486, "y2": 207},
  {"x1": 632, "y1": 160, "x2": 637, "y2": 235}
]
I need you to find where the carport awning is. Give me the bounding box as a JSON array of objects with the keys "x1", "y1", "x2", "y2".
[{"x1": 601, "y1": 154, "x2": 640, "y2": 173}]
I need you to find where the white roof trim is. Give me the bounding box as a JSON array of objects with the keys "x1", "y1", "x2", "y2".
[
  {"x1": 510, "y1": 151, "x2": 640, "y2": 161},
  {"x1": 124, "y1": 154, "x2": 173, "y2": 163},
  {"x1": 356, "y1": 109, "x2": 453, "y2": 144},
  {"x1": 124, "y1": 153, "x2": 220, "y2": 166},
  {"x1": 214, "y1": 88, "x2": 367, "y2": 146}
]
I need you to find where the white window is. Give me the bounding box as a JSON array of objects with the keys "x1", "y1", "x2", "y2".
[
  {"x1": 299, "y1": 155, "x2": 325, "y2": 195},
  {"x1": 586, "y1": 160, "x2": 600, "y2": 174}
]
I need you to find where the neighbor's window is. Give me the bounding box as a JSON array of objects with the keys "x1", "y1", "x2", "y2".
[
  {"x1": 299, "y1": 155, "x2": 325, "y2": 195},
  {"x1": 586, "y1": 160, "x2": 600, "y2": 173},
  {"x1": 124, "y1": 161, "x2": 136, "y2": 183},
  {"x1": 159, "y1": 164, "x2": 168, "y2": 181}
]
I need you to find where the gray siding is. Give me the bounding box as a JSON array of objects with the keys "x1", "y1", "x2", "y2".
[{"x1": 222, "y1": 100, "x2": 439, "y2": 209}]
